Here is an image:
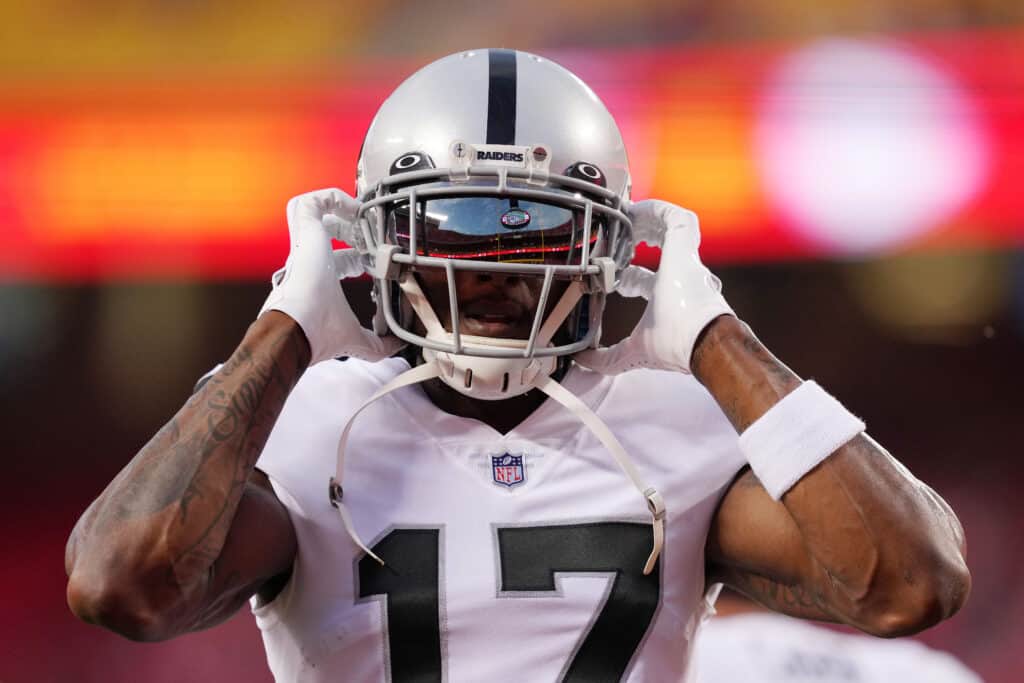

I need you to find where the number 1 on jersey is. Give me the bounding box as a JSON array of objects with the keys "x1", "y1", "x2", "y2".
[{"x1": 357, "y1": 529, "x2": 443, "y2": 682}]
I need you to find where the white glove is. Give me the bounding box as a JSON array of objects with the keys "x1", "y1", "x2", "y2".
[
  {"x1": 259, "y1": 188, "x2": 404, "y2": 365},
  {"x1": 574, "y1": 199, "x2": 734, "y2": 375}
]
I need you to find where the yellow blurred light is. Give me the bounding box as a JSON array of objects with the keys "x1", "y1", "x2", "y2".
[
  {"x1": 0, "y1": 1, "x2": 369, "y2": 77},
  {"x1": 843, "y1": 248, "x2": 1009, "y2": 344},
  {"x1": 651, "y1": 100, "x2": 762, "y2": 236}
]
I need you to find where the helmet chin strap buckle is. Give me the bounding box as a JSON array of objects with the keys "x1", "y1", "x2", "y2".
[
  {"x1": 521, "y1": 359, "x2": 544, "y2": 387},
  {"x1": 594, "y1": 256, "x2": 617, "y2": 294},
  {"x1": 328, "y1": 477, "x2": 344, "y2": 506},
  {"x1": 373, "y1": 244, "x2": 402, "y2": 280},
  {"x1": 434, "y1": 354, "x2": 455, "y2": 378}
]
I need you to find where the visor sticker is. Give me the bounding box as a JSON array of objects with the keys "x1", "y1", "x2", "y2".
[{"x1": 500, "y1": 208, "x2": 532, "y2": 229}]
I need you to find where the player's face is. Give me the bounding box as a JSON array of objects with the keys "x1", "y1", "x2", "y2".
[{"x1": 414, "y1": 268, "x2": 568, "y2": 339}]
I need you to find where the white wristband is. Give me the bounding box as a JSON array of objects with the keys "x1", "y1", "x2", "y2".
[{"x1": 738, "y1": 381, "x2": 865, "y2": 500}]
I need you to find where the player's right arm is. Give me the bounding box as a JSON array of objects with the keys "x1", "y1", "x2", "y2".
[
  {"x1": 65, "y1": 189, "x2": 402, "y2": 641},
  {"x1": 65, "y1": 311, "x2": 308, "y2": 641}
]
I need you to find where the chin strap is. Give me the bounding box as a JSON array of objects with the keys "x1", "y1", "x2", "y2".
[
  {"x1": 532, "y1": 375, "x2": 665, "y2": 575},
  {"x1": 329, "y1": 361, "x2": 441, "y2": 565},
  {"x1": 330, "y1": 361, "x2": 665, "y2": 575}
]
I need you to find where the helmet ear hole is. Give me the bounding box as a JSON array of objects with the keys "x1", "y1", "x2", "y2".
[
  {"x1": 565, "y1": 161, "x2": 607, "y2": 188},
  {"x1": 388, "y1": 152, "x2": 436, "y2": 186}
]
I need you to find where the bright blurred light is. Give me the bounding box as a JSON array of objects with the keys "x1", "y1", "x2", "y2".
[
  {"x1": 1, "y1": 32, "x2": 1020, "y2": 279},
  {"x1": 652, "y1": 97, "x2": 763, "y2": 239},
  {"x1": 755, "y1": 39, "x2": 991, "y2": 254}
]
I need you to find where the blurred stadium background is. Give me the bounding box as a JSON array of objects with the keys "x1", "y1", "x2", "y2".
[{"x1": 2, "y1": 1, "x2": 1022, "y2": 681}]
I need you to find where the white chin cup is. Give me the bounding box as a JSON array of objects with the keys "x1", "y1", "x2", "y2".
[{"x1": 423, "y1": 336, "x2": 557, "y2": 400}]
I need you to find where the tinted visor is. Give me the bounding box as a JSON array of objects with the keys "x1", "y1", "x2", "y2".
[{"x1": 388, "y1": 196, "x2": 602, "y2": 266}]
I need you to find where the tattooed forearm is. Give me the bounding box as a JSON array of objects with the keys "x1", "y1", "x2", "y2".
[
  {"x1": 67, "y1": 312, "x2": 309, "y2": 609},
  {"x1": 700, "y1": 314, "x2": 970, "y2": 634},
  {"x1": 691, "y1": 316, "x2": 800, "y2": 432},
  {"x1": 724, "y1": 569, "x2": 836, "y2": 622},
  {"x1": 164, "y1": 320, "x2": 304, "y2": 595}
]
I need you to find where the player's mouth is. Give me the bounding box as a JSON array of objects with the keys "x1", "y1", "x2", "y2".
[{"x1": 460, "y1": 301, "x2": 529, "y2": 338}]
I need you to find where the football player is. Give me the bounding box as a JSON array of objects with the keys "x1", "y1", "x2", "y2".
[{"x1": 65, "y1": 50, "x2": 970, "y2": 682}]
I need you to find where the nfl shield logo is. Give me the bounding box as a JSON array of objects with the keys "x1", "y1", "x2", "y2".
[{"x1": 492, "y1": 453, "x2": 526, "y2": 488}]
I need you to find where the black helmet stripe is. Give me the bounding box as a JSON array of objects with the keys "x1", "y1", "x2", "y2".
[{"x1": 486, "y1": 49, "x2": 517, "y2": 144}]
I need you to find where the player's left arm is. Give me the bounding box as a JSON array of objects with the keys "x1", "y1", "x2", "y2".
[{"x1": 695, "y1": 315, "x2": 970, "y2": 637}]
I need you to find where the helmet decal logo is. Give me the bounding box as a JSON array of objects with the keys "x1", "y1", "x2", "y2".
[
  {"x1": 565, "y1": 161, "x2": 608, "y2": 188},
  {"x1": 477, "y1": 150, "x2": 525, "y2": 162},
  {"x1": 395, "y1": 154, "x2": 421, "y2": 169},
  {"x1": 455, "y1": 144, "x2": 536, "y2": 170},
  {"x1": 500, "y1": 208, "x2": 531, "y2": 229},
  {"x1": 389, "y1": 152, "x2": 435, "y2": 175},
  {"x1": 492, "y1": 453, "x2": 526, "y2": 488}
]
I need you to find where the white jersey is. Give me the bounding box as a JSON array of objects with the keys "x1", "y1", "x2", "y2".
[
  {"x1": 692, "y1": 612, "x2": 982, "y2": 683},
  {"x1": 251, "y1": 357, "x2": 745, "y2": 682}
]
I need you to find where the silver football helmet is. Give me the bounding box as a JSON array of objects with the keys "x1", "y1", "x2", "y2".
[{"x1": 351, "y1": 48, "x2": 634, "y2": 399}]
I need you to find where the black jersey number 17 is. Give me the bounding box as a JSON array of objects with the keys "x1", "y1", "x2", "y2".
[{"x1": 357, "y1": 522, "x2": 661, "y2": 683}]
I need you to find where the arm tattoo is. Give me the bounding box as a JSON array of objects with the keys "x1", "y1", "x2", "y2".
[
  {"x1": 166, "y1": 326, "x2": 303, "y2": 594},
  {"x1": 79, "y1": 318, "x2": 307, "y2": 603},
  {"x1": 697, "y1": 319, "x2": 970, "y2": 631},
  {"x1": 692, "y1": 316, "x2": 800, "y2": 432},
  {"x1": 726, "y1": 569, "x2": 834, "y2": 622},
  {"x1": 739, "y1": 333, "x2": 797, "y2": 389}
]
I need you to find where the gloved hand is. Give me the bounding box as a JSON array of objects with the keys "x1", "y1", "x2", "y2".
[
  {"x1": 574, "y1": 199, "x2": 734, "y2": 375},
  {"x1": 259, "y1": 188, "x2": 404, "y2": 365}
]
